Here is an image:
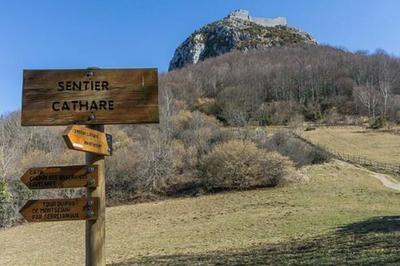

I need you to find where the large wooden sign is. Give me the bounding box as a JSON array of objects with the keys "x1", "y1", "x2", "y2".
[
  {"x1": 19, "y1": 197, "x2": 98, "y2": 222},
  {"x1": 21, "y1": 68, "x2": 159, "y2": 126},
  {"x1": 21, "y1": 165, "x2": 98, "y2": 189},
  {"x1": 63, "y1": 125, "x2": 111, "y2": 156}
]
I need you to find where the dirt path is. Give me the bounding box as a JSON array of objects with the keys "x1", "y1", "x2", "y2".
[
  {"x1": 335, "y1": 160, "x2": 400, "y2": 191},
  {"x1": 369, "y1": 171, "x2": 400, "y2": 191}
]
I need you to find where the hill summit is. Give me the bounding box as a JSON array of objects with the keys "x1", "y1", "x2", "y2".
[{"x1": 169, "y1": 9, "x2": 317, "y2": 71}]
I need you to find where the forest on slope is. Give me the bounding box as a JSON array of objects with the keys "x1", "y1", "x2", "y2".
[{"x1": 163, "y1": 45, "x2": 400, "y2": 126}]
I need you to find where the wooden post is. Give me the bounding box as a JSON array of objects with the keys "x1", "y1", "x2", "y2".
[{"x1": 85, "y1": 124, "x2": 106, "y2": 266}]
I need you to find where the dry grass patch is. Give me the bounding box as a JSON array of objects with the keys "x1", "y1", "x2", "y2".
[{"x1": 304, "y1": 127, "x2": 400, "y2": 165}]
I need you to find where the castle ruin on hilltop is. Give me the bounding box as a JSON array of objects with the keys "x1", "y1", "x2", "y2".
[{"x1": 227, "y1": 9, "x2": 287, "y2": 27}]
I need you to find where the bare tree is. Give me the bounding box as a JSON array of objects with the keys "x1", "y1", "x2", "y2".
[
  {"x1": 159, "y1": 85, "x2": 175, "y2": 138},
  {"x1": 0, "y1": 117, "x2": 21, "y2": 182},
  {"x1": 354, "y1": 82, "x2": 379, "y2": 118},
  {"x1": 379, "y1": 79, "x2": 391, "y2": 117},
  {"x1": 377, "y1": 58, "x2": 393, "y2": 117}
]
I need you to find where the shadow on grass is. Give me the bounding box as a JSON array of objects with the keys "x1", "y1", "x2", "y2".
[
  {"x1": 110, "y1": 216, "x2": 400, "y2": 266},
  {"x1": 337, "y1": 216, "x2": 400, "y2": 235}
]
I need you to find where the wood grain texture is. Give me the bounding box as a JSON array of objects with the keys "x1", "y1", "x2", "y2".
[
  {"x1": 21, "y1": 68, "x2": 159, "y2": 126},
  {"x1": 19, "y1": 198, "x2": 98, "y2": 222},
  {"x1": 63, "y1": 125, "x2": 111, "y2": 156},
  {"x1": 85, "y1": 125, "x2": 106, "y2": 266},
  {"x1": 20, "y1": 165, "x2": 98, "y2": 189}
]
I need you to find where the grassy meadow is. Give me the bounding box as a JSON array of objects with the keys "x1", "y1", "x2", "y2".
[
  {"x1": 303, "y1": 127, "x2": 400, "y2": 165},
  {"x1": 1, "y1": 159, "x2": 400, "y2": 265}
]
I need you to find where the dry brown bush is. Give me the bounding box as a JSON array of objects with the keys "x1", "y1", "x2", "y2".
[
  {"x1": 0, "y1": 180, "x2": 17, "y2": 228},
  {"x1": 194, "y1": 97, "x2": 220, "y2": 116},
  {"x1": 235, "y1": 127, "x2": 270, "y2": 148},
  {"x1": 201, "y1": 140, "x2": 295, "y2": 190},
  {"x1": 257, "y1": 101, "x2": 303, "y2": 126},
  {"x1": 106, "y1": 127, "x2": 199, "y2": 201},
  {"x1": 170, "y1": 110, "x2": 227, "y2": 157},
  {"x1": 266, "y1": 131, "x2": 330, "y2": 166},
  {"x1": 106, "y1": 138, "x2": 141, "y2": 201}
]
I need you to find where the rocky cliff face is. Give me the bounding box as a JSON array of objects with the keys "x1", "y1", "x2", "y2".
[{"x1": 169, "y1": 10, "x2": 317, "y2": 71}]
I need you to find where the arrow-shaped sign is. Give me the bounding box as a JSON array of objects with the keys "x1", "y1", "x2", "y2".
[
  {"x1": 19, "y1": 197, "x2": 98, "y2": 222},
  {"x1": 20, "y1": 165, "x2": 98, "y2": 189},
  {"x1": 63, "y1": 125, "x2": 112, "y2": 156}
]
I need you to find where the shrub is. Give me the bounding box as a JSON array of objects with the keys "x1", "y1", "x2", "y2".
[
  {"x1": 324, "y1": 108, "x2": 342, "y2": 125},
  {"x1": 0, "y1": 202, "x2": 17, "y2": 228},
  {"x1": 266, "y1": 131, "x2": 329, "y2": 166},
  {"x1": 134, "y1": 131, "x2": 198, "y2": 195},
  {"x1": 231, "y1": 127, "x2": 269, "y2": 147},
  {"x1": 194, "y1": 97, "x2": 220, "y2": 116},
  {"x1": 369, "y1": 116, "x2": 387, "y2": 129},
  {"x1": 305, "y1": 127, "x2": 316, "y2": 131},
  {"x1": 170, "y1": 110, "x2": 226, "y2": 156},
  {"x1": 106, "y1": 141, "x2": 141, "y2": 201},
  {"x1": 106, "y1": 128, "x2": 199, "y2": 201},
  {"x1": 302, "y1": 104, "x2": 323, "y2": 122},
  {"x1": 201, "y1": 140, "x2": 295, "y2": 190},
  {"x1": 288, "y1": 114, "x2": 304, "y2": 128},
  {"x1": 0, "y1": 180, "x2": 15, "y2": 228},
  {"x1": 256, "y1": 101, "x2": 303, "y2": 126},
  {"x1": 256, "y1": 112, "x2": 271, "y2": 126},
  {"x1": 217, "y1": 86, "x2": 255, "y2": 126}
]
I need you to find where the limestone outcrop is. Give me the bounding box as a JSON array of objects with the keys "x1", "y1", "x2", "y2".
[{"x1": 169, "y1": 10, "x2": 316, "y2": 71}]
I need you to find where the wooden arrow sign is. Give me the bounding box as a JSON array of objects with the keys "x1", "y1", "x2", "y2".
[
  {"x1": 63, "y1": 125, "x2": 111, "y2": 156},
  {"x1": 19, "y1": 197, "x2": 98, "y2": 222},
  {"x1": 20, "y1": 165, "x2": 98, "y2": 189}
]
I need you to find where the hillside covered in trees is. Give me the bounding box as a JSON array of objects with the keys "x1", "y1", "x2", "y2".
[{"x1": 163, "y1": 45, "x2": 400, "y2": 127}]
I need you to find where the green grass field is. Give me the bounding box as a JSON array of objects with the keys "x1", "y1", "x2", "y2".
[
  {"x1": 303, "y1": 127, "x2": 400, "y2": 165},
  {"x1": 1, "y1": 160, "x2": 400, "y2": 265}
]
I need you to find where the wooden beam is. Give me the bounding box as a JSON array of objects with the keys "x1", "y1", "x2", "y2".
[{"x1": 85, "y1": 125, "x2": 106, "y2": 266}]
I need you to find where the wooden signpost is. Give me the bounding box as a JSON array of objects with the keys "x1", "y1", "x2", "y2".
[
  {"x1": 20, "y1": 198, "x2": 99, "y2": 222},
  {"x1": 63, "y1": 125, "x2": 112, "y2": 156},
  {"x1": 20, "y1": 68, "x2": 159, "y2": 266},
  {"x1": 21, "y1": 165, "x2": 98, "y2": 189}
]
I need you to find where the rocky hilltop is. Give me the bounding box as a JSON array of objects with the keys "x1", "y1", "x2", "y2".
[{"x1": 169, "y1": 10, "x2": 317, "y2": 71}]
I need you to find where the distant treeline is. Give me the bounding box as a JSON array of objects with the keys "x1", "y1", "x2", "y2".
[{"x1": 162, "y1": 45, "x2": 400, "y2": 126}]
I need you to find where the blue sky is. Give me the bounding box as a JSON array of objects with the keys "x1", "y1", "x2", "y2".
[{"x1": 1, "y1": 0, "x2": 399, "y2": 114}]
